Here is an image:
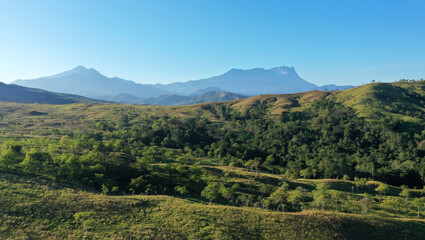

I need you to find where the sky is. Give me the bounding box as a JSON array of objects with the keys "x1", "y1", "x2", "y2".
[{"x1": 0, "y1": 0, "x2": 424, "y2": 86}]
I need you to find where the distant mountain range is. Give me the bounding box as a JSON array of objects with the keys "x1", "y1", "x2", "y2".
[
  {"x1": 14, "y1": 66, "x2": 168, "y2": 98},
  {"x1": 0, "y1": 82, "x2": 100, "y2": 104},
  {"x1": 154, "y1": 66, "x2": 320, "y2": 95},
  {"x1": 99, "y1": 90, "x2": 247, "y2": 106},
  {"x1": 12, "y1": 65, "x2": 354, "y2": 105}
]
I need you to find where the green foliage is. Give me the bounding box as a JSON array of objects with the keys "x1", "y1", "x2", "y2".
[
  {"x1": 376, "y1": 183, "x2": 389, "y2": 196},
  {"x1": 201, "y1": 182, "x2": 221, "y2": 204},
  {"x1": 1, "y1": 80, "x2": 425, "y2": 237},
  {"x1": 2, "y1": 173, "x2": 425, "y2": 239}
]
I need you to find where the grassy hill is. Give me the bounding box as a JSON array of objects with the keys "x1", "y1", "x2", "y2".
[
  {"x1": 1, "y1": 172, "x2": 425, "y2": 240},
  {"x1": 332, "y1": 81, "x2": 425, "y2": 122},
  {"x1": 1, "y1": 80, "x2": 425, "y2": 239}
]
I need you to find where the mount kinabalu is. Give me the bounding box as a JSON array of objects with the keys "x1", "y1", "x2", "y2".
[
  {"x1": 13, "y1": 65, "x2": 354, "y2": 103},
  {"x1": 154, "y1": 66, "x2": 353, "y2": 95}
]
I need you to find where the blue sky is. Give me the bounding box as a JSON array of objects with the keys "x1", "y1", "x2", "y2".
[{"x1": 0, "y1": 0, "x2": 424, "y2": 86}]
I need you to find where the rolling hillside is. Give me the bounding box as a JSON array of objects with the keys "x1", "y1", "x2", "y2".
[
  {"x1": 1, "y1": 80, "x2": 425, "y2": 239},
  {"x1": 1, "y1": 171, "x2": 425, "y2": 240},
  {"x1": 0, "y1": 82, "x2": 101, "y2": 104},
  {"x1": 331, "y1": 81, "x2": 425, "y2": 132}
]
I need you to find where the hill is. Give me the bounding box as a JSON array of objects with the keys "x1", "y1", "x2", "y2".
[
  {"x1": 332, "y1": 80, "x2": 425, "y2": 131},
  {"x1": 1, "y1": 171, "x2": 425, "y2": 239},
  {"x1": 0, "y1": 82, "x2": 100, "y2": 104},
  {"x1": 13, "y1": 66, "x2": 169, "y2": 98}
]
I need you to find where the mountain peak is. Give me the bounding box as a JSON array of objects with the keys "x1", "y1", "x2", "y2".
[
  {"x1": 51, "y1": 66, "x2": 103, "y2": 78},
  {"x1": 70, "y1": 66, "x2": 99, "y2": 74},
  {"x1": 269, "y1": 66, "x2": 296, "y2": 75},
  {"x1": 73, "y1": 65, "x2": 88, "y2": 70}
]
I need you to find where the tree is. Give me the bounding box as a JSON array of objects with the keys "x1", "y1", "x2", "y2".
[
  {"x1": 300, "y1": 168, "x2": 312, "y2": 179},
  {"x1": 399, "y1": 188, "x2": 410, "y2": 199},
  {"x1": 201, "y1": 182, "x2": 221, "y2": 204},
  {"x1": 287, "y1": 189, "x2": 303, "y2": 210},
  {"x1": 129, "y1": 176, "x2": 148, "y2": 194},
  {"x1": 21, "y1": 149, "x2": 52, "y2": 175},
  {"x1": 412, "y1": 197, "x2": 425, "y2": 218},
  {"x1": 313, "y1": 183, "x2": 329, "y2": 210},
  {"x1": 0, "y1": 145, "x2": 23, "y2": 171},
  {"x1": 354, "y1": 177, "x2": 367, "y2": 191},
  {"x1": 175, "y1": 185, "x2": 189, "y2": 195},
  {"x1": 381, "y1": 196, "x2": 406, "y2": 217},
  {"x1": 238, "y1": 194, "x2": 253, "y2": 207},
  {"x1": 361, "y1": 194, "x2": 372, "y2": 215},
  {"x1": 375, "y1": 183, "x2": 389, "y2": 203},
  {"x1": 330, "y1": 191, "x2": 345, "y2": 211},
  {"x1": 268, "y1": 182, "x2": 289, "y2": 211},
  {"x1": 219, "y1": 185, "x2": 235, "y2": 204}
]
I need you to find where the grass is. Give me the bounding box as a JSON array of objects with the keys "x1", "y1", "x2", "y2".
[
  {"x1": 2, "y1": 81, "x2": 425, "y2": 238},
  {"x1": 2, "y1": 81, "x2": 425, "y2": 138},
  {"x1": 1, "y1": 173, "x2": 425, "y2": 240},
  {"x1": 332, "y1": 82, "x2": 425, "y2": 123}
]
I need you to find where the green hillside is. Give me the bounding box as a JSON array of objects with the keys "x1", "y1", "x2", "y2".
[
  {"x1": 332, "y1": 81, "x2": 425, "y2": 129},
  {"x1": 1, "y1": 80, "x2": 425, "y2": 239},
  {"x1": 1, "y1": 172, "x2": 425, "y2": 240}
]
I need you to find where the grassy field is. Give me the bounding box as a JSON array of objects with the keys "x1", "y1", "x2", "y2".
[{"x1": 1, "y1": 172, "x2": 425, "y2": 240}]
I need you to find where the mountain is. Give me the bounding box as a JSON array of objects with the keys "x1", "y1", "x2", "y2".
[
  {"x1": 179, "y1": 91, "x2": 246, "y2": 105},
  {"x1": 97, "y1": 93, "x2": 146, "y2": 104},
  {"x1": 0, "y1": 82, "x2": 100, "y2": 104},
  {"x1": 98, "y1": 91, "x2": 247, "y2": 106},
  {"x1": 13, "y1": 66, "x2": 169, "y2": 98},
  {"x1": 317, "y1": 84, "x2": 354, "y2": 91},
  {"x1": 191, "y1": 87, "x2": 224, "y2": 96},
  {"x1": 13, "y1": 66, "x2": 354, "y2": 103},
  {"x1": 155, "y1": 66, "x2": 351, "y2": 96}
]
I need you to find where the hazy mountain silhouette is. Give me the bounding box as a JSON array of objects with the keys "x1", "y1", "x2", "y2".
[
  {"x1": 0, "y1": 82, "x2": 100, "y2": 104},
  {"x1": 14, "y1": 66, "x2": 168, "y2": 98},
  {"x1": 155, "y1": 66, "x2": 327, "y2": 95},
  {"x1": 13, "y1": 66, "x2": 353, "y2": 104},
  {"x1": 98, "y1": 91, "x2": 247, "y2": 106}
]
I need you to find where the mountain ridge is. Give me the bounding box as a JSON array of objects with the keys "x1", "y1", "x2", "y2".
[
  {"x1": 98, "y1": 91, "x2": 247, "y2": 106},
  {"x1": 0, "y1": 82, "x2": 101, "y2": 104},
  {"x1": 13, "y1": 65, "x2": 354, "y2": 105},
  {"x1": 14, "y1": 66, "x2": 169, "y2": 98}
]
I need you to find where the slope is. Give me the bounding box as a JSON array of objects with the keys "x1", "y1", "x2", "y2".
[
  {"x1": 332, "y1": 81, "x2": 425, "y2": 131},
  {"x1": 155, "y1": 66, "x2": 318, "y2": 95},
  {"x1": 13, "y1": 66, "x2": 169, "y2": 98},
  {"x1": 1, "y1": 173, "x2": 424, "y2": 240},
  {"x1": 0, "y1": 82, "x2": 100, "y2": 104}
]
